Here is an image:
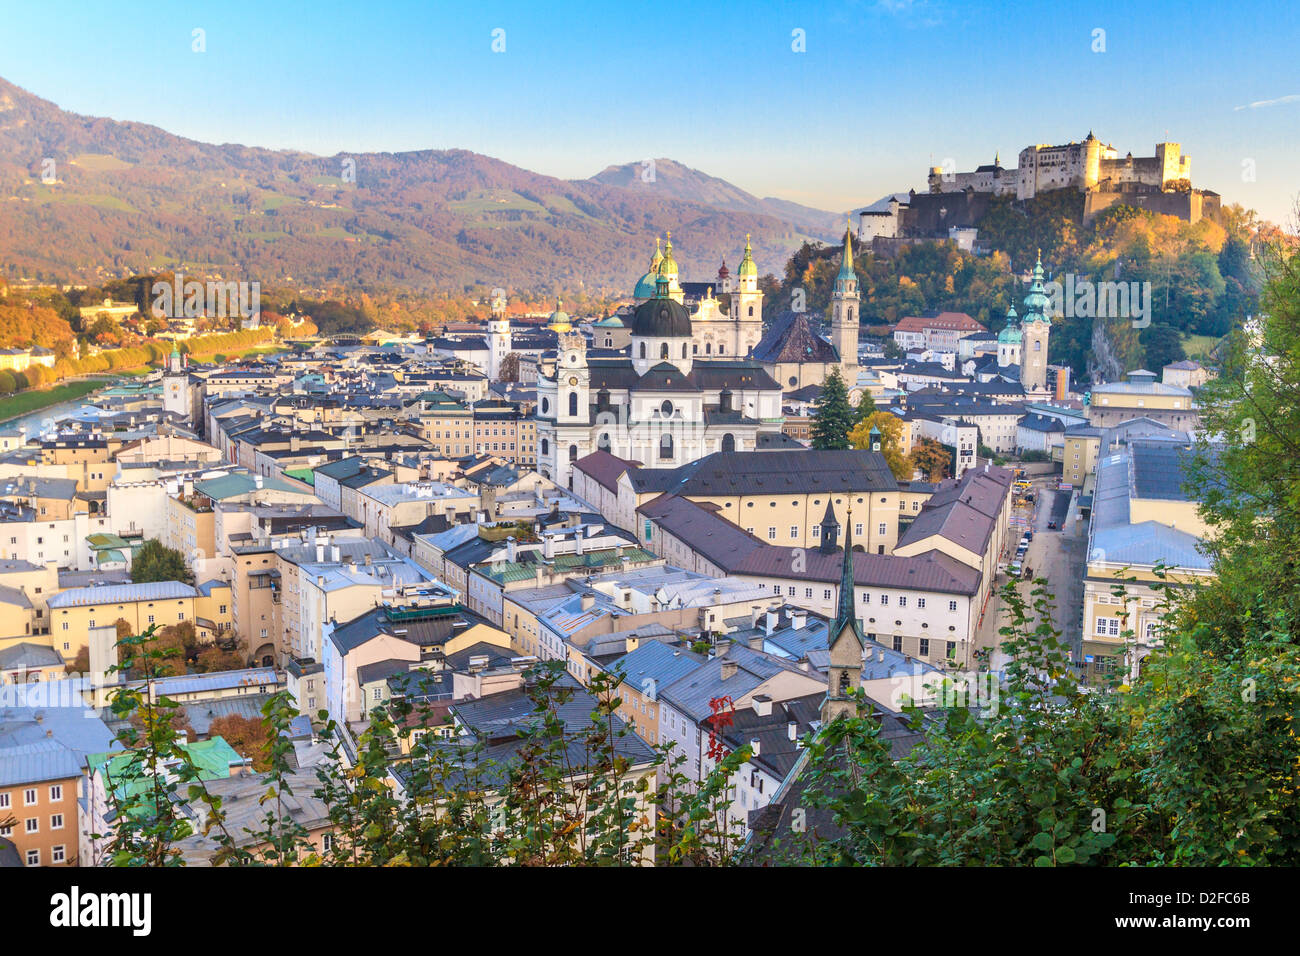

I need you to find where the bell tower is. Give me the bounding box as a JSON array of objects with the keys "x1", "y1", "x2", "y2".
[
  {"x1": 830, "y1": 219, "x2": 860, "y2": 377},
  {"x1": 487, "y1": 288, "x2": 510, "y2": 381},
  {"x1": 729, "y1": 235, "x2": 764, "y2": 356}
]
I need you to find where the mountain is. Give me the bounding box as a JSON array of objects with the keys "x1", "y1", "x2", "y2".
[
  {"x1": 588, "y1": 158, "x2": 845, "y2": 238},
  {"x1": 0, "y1": 77, "x2": 835, "y2": 294}
]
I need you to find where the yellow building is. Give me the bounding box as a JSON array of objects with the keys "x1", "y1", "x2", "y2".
[
  {"x1": 1063, "y1": 425, "x2": 1104, "y2": 487},
  {"x1": 47, "y1": 581, "x2": 205, "y2": 650}
]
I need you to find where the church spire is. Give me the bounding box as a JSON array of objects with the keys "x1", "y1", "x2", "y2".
[
  {"x1": 837, "y1": 217, "x2": 856, "y2": 281},
  {"x1": 819, "y1": 497, "x2": 839, "y2": 554},
  {"x1": 835, "y1": 505, "x2": 857, "y2": 631}
]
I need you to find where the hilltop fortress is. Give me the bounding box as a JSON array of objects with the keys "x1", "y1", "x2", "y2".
[{"x1": 860, "y1": 133, "x2": 1220, "y2": 245}]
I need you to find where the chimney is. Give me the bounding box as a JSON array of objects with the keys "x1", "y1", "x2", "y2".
[
  {"x1": 749, "y1": 737, "x2": 761, "y2": 757},
  {"x1": 506, "y1": 535, "x2": 517, "y2": 563},
  {"x1": 787, "y1": 720, "x2": 798, "y2": 742},
  {"x1": 752, "y1": 694, "x2": 772, "y2": 717},
  {"x1": 363, "y1": 553, "x2": 372, "y2": 566},
  {"x1": 791, "y1": 610, "x2": 807, "y2": 630},
  {"x1": 253, "y1": 474, "x2": 263, "y2": 489},
  {"x1": 331, "y1": 544, "x2": 341, "y2": 562},
  {"x1": 720, "y1": 659, "x2": 738, "y2": 680},
  {"x1": 765, "y1": 608, "x2": 779, "y2": 635},
  {"x1": 542, "y1": 533, "x2": 554, "y2": 559},
  {"x1": 574, "y1": 532, "x2": 584, "y2": 556},
  {"x1": 316, "y1": 542, "x2": 325, "y2": 562},
  {"x1": 534, "y1": 566, "x2": 544, "y2": 587},
  {"x1": 580, "y1": 593, "x2": 595, "y2": 611},
  {"x1": 748, "y1": 634, "x2": 764, "y2": 650},
  {"x1": 750, "y1": 605, "x2": 763, "y2": 628}
]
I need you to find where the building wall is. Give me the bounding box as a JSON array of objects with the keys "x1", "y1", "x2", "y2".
[{"x1": 0, "y1": 775, "x2": 80, "y2": 866}]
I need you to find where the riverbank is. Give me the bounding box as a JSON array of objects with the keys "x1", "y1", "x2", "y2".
[{"x1": 0, "y1": 379, "x2": 104, "y2": 425}]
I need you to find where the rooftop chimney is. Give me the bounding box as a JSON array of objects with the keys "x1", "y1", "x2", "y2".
[
  {"x1": 765, "y1": 608, "x2": 780, "y2": 636},
  {"x1": 506, "y1": 535, "x2": 517, "y2": 563},
  {"x1": 720, "y1": 659, "x2": 738, "y2": 680},
  {"x1": 580, "y1": 593, "x2": 595, "y2": 611},
  {"x1": 787, "y1": 720, "x2": 798, "y2": 742},
  {"x1": 749, "y1": 737, "x2": 761, "y2": 757},
  {"x1": 752, "y1": 694, "x2": 772, "y2": 717},
  {"x1": 791, "y1": 609, "x2": 807, "y2": 630}
]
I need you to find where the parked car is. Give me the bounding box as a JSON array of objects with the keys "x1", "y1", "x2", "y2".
[{"x1": 1047, "y1": 521, "x2": 1058, "y2": 530}]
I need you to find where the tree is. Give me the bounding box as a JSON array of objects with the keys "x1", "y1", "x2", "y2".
[
  {"x1": 810, "y1": 367, "x2": 854, "y2": 450},
  {"x1": 911, "y1": 437, "x2": 951, "y2": 482},
  {"x1": 848, "y1": 411, "x2": 911, "y2": 480},
  {"x1": 853, "y1": 389, "x2": 877, "y2": 424},
  {"x1": 131, "y1": 539, "x2": 192, "y2": 584},
  {"x1": 499, "y1": 352, "x2": 521, "y2": 382},
  {"x1": 208, "y1": 714, "x2": 272, "y2": 772}
]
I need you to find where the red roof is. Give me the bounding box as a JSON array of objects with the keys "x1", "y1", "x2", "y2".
[{"x1": 894, "y1": 312, "x2": 983, "y2": 334}]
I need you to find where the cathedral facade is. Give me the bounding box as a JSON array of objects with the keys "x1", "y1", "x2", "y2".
[{"x1": 537, "y1": 262, "x2": 785, "y2": 488}]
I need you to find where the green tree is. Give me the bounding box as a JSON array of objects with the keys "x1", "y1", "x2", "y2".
[
  {"x1": 131, "y1": 539, "x2": 193, "y2": 584},
  {"x1": 810, "y1": 367, "x2": 854, "y2": 450},
  {"x1": 848, "y1": 411, "x2": 911, "y2": 480},
  {"x1": 852, "y1": 388, "x2": 877, "y2": 424}
]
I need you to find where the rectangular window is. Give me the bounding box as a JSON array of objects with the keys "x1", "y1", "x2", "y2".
[
  {"x1": 0, "y1": 793, "x2": 8, "y2": 809},
  {"x1": 51, "y1": 813, "x2": 64, "y2": 830},
  {"x1": 917, "y1": 598, "x2": 926, "y2": 609},
  {"x1": 23, "y1": 788, "x2": 36, "y2": 806},
  {"x1": 919, "y1": 638, "x2": 930, "y2": 656},
  {"x1": 26, "y1": 849, "x2": 38, "y2": 866},
  {"x1": 949, "y1": 600, "x2": 958, "y2": 612},
  {"x1": 49, "y1": 785, "x2": 61, "y2": 802},
  {"x1": 880, "y1": 595, "x2": 889, "y2": 606},
  {"x1": 25, "y1": 817, "x2": 38, "y2": 833},
  {"x1": 878, "y1": 523, "x2": 886, "y2": 536},
  {"x1": 52, "y1": 845, "x2": 65, "y2": 864},
  {"x1": 898, "y1": 597, "x2": 907, "y2": 607}
]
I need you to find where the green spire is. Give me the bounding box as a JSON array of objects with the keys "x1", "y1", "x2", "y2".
[
  {"x1": 834, "y1": 505, "x2": 859, "y2": 637},
  {"x1": 837, "y1": 218, "x2": 856, "y2": 281},
  {"x1": 737, "y1": 233, "x2": 758, "y2": 278},
  {"x1": 1022, "y1": 249, "x2": 1051, "y2": 324}
]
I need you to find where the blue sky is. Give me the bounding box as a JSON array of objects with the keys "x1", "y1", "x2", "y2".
[{"x1": 3, "y1": 0, "x2": 1297, "y2": 224}]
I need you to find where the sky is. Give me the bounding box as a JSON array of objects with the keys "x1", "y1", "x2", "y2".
[{"x1": 2, "y1": 0, "x2": 1298, "y2": 224}]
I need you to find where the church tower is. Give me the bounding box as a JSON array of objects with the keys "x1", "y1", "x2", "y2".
[
  {"x1": 818, "y1": 497, "x2": 839, "y2": 554},
  {"x1": 556, "y1": 330, "x2": 589, "y2": 427},
  {"x1": 1019, "y1": 251, "x2": 1052, "y2": 393},
  {"x1": 487, "y1": 288, "x2": 510, "y2": 381},
  {"x1": 822, "y1": 506, "x2": 864, "y2": 724},
  {"x1": 997, "y1": 305, "x2": 1022, "y2": 370},
  {"x1": 729, "y1": 235, "x2": 764, "y2": 356},
  {"x1": 830, "y1": 220, "x2": 860, "y2": 377}
]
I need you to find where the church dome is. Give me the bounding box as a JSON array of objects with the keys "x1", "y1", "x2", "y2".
[
  {"x1": 1021, "y1": 251, "x2": 1052, "y2": 324},
  {"x1": 633, "y1": 271, "x2": 660, "y2": 299},
  {"x1": 547, "y1": 298, "x2": 571, "y2": 332},
  {"x1": 998, "y1": 305, "x2": 1021, "y2": 343},
  {"x1": 737, "y1": 235, "x2": 758, "y2": 277},
  {"x1": 658, "y1": 235, "x2": 679, "y2": 278},
  {"x1": 631, "y1": 284, "x2": 693, "y2": 338}
]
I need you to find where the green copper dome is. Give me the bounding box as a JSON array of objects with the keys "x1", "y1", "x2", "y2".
[
  {"x1": 998, "y1": 305, "x2": 1021, "y2": 343},
  {"x1": 1021, "y1": 251, "x2": 1052, "y2": 324},
  {"x1": 547, "y1": 297, "x2": 571, "y2": 331},
  {"x1": 737, "y1": 234, "x2": 758, "y2": 278},
  {"x1": 633, "y1": 271, "x2": 660, "y2": 299}
]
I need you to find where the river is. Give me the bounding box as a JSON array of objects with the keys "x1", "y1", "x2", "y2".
[{"x1": 0, "y1": 380, "x2": 118, "y2": 435}]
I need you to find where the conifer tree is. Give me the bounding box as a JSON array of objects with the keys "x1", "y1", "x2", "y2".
[{"x1": 811, "y1": 367, "x2": 854, "y2": 450}]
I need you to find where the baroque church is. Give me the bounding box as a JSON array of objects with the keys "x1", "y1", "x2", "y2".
[{"x1": 537, "y1": 236, "x2": 785, "y2": 488}]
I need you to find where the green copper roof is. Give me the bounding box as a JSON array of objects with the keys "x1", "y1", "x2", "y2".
[
  {"x1": 998, "y1": 305, "x2": 1022, "y2": 343},
  {"x1": 837, "y1": 221, "x2": 856, "y2": 282},
  {"x1": 633, "y1": 271, "x2": 660, "y2": 299},
  {"x1": 1021, "y1": 251, "x2": 1052, "y2": 324},
  {"x1": 737, "y1": 234, "x2": 758, "y2": 277},
  {"x1": 548, "y1": 297, "x2": 570, "y2": 327}
]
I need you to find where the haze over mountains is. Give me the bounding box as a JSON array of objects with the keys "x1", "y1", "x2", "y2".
[{"x1": 0, "y1": 77, "x2": 848, "y2": 294}]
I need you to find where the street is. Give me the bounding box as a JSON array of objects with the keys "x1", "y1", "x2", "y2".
[{"x1": 976, "y1": 475, "x2": 1088, "y2": 672}]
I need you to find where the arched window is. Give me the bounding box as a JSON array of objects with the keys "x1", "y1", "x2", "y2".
[
  {"x1": 693, "y1": 344, "x2": 699, "y2": 354},
  {"x1": 661, "y1": 400, "x2": 673, "y2": 417},
  {"x1": 660, "y1": 342, "x2": 669, "y2": 360},
  {"x1": 659, "y1": 433, "x2": 673, "y2": 459},
  {"x1": 706, "y1": 342, "x2": 712, "y2": 354},
  {"x1": 719, "y1": 388, "x2": 732, "y2": 413},
  {"x1": 568, "y1": 444, "x2": 578, "y2": 462},
  {"x1": 719, "y1": 344, "x2": 725, "y2": 355},
  {"x1": 568, "y1": 392, "x2": 578, "y2": 417},
  {"x1": 1034, "y1": 340, "x2": 1042, "y2": 351},
  {"x1": 596, "y1": 389, "x2": 610, "y2": 410},
  {"x1": 540, "y1": 438, "x2": 549, "y2": 456},
  {"x1": 748, "y1": 306, "x2": 754, "y2": 317},
  {"x1": 682, "y1": 343, "x2": 688, "y2": 358},
  {"x1": 541, "y1": 397, "x2": 549, "y2": 415},
  {"x1": 598, "y1": 432, "x2": 611, "y2": 450},
  {"x1": 639, "y1": 342, "x2": 647, "y2": 359},
  {"x1": 721, "y1": 433, "x2": 735, "y2": 453}
]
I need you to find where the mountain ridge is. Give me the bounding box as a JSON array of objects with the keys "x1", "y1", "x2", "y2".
[{"x1": 0, "y1": 77, "x2": 845, "y2": 294}]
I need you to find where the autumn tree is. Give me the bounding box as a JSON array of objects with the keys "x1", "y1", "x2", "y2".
[
  {"x1": 849, "y1": 411, "x2": 911, "y2": 480},
  {"x1": 910, "y1": 437, "x2": 951, "y2": 481},
  {"x1": 208, "y1": 714, "x2": 272, "y2": 772},
  {"x1": 499, "y1": 352, "x2": 521, "y2": 382}
]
